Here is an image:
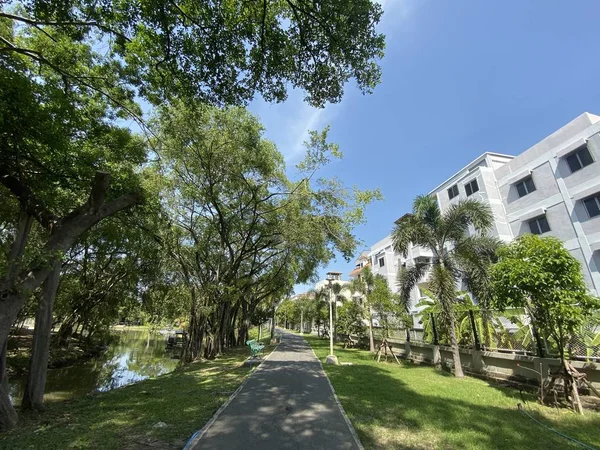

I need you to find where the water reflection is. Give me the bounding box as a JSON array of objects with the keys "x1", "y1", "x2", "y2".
[{"x1": 9, "y1": 328, "x2": 179, "y2": 405}]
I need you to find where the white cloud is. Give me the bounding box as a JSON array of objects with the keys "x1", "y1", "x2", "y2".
[
  {"x1": 289, "y1": 105, "x2": 327, "y2": 159},
  {"x1": 249, "y1": 90, "x2": 334, "y2": 163}
]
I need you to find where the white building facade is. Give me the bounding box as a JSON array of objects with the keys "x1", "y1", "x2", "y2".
[{"x1": 356, "y1": 112, "x2": 600, "y2": 315}]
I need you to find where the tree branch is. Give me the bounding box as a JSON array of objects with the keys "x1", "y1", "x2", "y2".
[
  {"x1": 0, "y1": 171, "x2": 59, "y2": 231},
  {"x1": 0, "y1": 12, "x2": 132, "y2": 43}
]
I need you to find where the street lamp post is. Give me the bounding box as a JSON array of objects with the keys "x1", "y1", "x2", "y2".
[{"x1": 325, "y1": 271, "x2": 341, "y2": 365}]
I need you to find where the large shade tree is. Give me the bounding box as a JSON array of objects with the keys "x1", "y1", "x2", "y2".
[
  {"x1": 0, "y1": 53, "x2": 147, "y2": 421},
  {"x1": 392, "y1": 195, "x2": 495, "y2": 378},
  {"x1": 153, "y1": 104, "x2": 380, "y2": 361},
  {"x1": 1, "y1": 0, "x2": 387, "y2": 428}
]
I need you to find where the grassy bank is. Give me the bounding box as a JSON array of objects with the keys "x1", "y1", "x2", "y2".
[
  {"x1": 7, "y1": 329, "x2": 107, "y2": 376},
  {"x1": 304, "y1": 334, "x2": 600, "y2": 450},
  {"x1": 1, "y1": 338, "x2": 272, "y2": 450}
]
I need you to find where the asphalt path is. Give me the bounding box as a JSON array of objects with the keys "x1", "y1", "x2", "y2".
[{"x1": 190, "y1": 330, "x2": 361, "y2": 450}]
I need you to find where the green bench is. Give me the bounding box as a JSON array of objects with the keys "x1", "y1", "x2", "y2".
[{"x1": 246, "y1": 339, "x2": 265, "y2": 358}]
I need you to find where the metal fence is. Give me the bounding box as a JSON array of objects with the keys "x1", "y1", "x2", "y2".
[{"x1": 381, "y1": 308, "x2": 600, "y2": 362}]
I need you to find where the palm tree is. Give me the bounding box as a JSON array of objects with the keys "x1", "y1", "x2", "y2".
[
  {"x1": 349, "y1": 266, "x2": 376, "y2": 352},
  {"x1": 392, "y1": 195, "x2": 495, "y2": 378},
  {"x1": 454, "y1": 233, "x2": 502, "y2": 349}
]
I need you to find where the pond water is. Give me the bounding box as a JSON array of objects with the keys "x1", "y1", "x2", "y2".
[{"x1": 9, "y1": 328, "x2": 179, "y2": 405}]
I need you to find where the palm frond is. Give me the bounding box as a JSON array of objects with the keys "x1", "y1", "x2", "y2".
[
  {"x1": 440, "y1": 199, "x2": 493, "y2": 244},
  {"x1": 429, "y1": 264, "x2": 457, "y2": 322},
  {"x1": 361, "y1": 266, "x2": 375, "y2": 288},
  {"x1": 392, "y1": 213, "x2": 436, "y2": 254},
  {"x1": 412, "y1": 195, "x2": 441, "y2": 229},
  {"x1": 454, "y1": 234, "x2": 502, "y2": 307},
  {"x1": 397, "y1": 262, "x2": 428, "y2": 311},
  {"x1": 331, "y1": 282, "x2": 344, "y2": 295},
  {"x1": 349, "y1": 277, "x2": 365, "y2": 297}
]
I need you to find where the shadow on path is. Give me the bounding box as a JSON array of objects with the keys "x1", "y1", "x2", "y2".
[{"x1": 190, "y1": 331, "x2": 360, "y2": 450}]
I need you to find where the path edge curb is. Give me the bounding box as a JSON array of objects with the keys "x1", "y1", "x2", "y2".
[
  {"x1": 182, "y1": 340, "x2": 281, "y2": 450},
  {"x1": 305, "y1": 335, "x2": 365, "y2": 450}
]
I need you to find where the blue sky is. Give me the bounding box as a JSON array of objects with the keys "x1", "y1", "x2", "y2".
[{"x1": 249, "y1": 0, "x2": 600, "y2": 292}]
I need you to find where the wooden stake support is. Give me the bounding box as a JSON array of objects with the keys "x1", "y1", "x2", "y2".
[
  {"x1": 375, "y1": 338, "x2": 401, "y2": 365},
  {"x1": 541, "y1": 359, "x2": 599, "y2": 414}
]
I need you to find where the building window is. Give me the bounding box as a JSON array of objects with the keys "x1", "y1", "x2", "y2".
[
  {"x1": 515, "y1": 176, "x2": 536, "y2": 198},
  {"x1": 447, "y1": 184, "x2": 459, "y2": 200},
  {"x1": 464, "y1": 179, "x2": 479, "y2": 197},
  {"x1": 566, "y1": 145, "x2": 593, "y2": 173},
  {"x1": 528, "y1": 215, "x2": 550, "y2": 235},
  {"x1": 583, "y1": 194, "x2": 600, "y2": 218},
  {"x1": 379, "y1": 257, "x2": 385, "y2": 267}
]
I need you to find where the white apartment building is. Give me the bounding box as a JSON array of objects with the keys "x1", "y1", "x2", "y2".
[{"x1": 353, "y1": 112, "x2": 600, "y2": 316}]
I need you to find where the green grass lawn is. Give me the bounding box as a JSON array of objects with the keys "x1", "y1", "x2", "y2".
[
  {"x1": 304, "y1": 334, "x2": 600, "y2": 450},
  {"x1": 1, "y1": 338, "x2": 273, "y2": 450}
]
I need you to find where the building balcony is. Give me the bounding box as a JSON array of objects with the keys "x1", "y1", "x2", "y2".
[{"x1": 349, "y1": 261, "x2": 371, "y2": 278}]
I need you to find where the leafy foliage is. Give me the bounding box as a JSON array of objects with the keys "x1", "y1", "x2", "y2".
[
  {"x1": 0, "y1": 0, "x2": 387, "y2": 426},
  {"x1": 490, "y1": 234, "x2": 600, "y2": 360},
  {"x1": 1, "y1": 0, "x2": 385, "y2": 107},
  {"x1": 337, "y1": 301, "x2": 366, "y2": 337},
  {"x1": 392, "y1": 194, "x2": 496, "y2": 377},
  {"x1": 153, "y1": 103, "x2": 380, "y2": 359}
]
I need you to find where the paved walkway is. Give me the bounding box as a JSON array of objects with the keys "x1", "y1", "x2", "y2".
[{"x1": 190, "y1": 331, "x2": 361, "y2": 450}]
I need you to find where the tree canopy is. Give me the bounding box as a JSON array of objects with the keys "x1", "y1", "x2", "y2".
[
  {"x1": 152, "y1": 103, "x2": 380, "y2": 359},
  {"x1": 490, "y1": 234, "x2": 600, "y2": 361},
  {"x1": 0, "y1": 0, "x2": 388, "y2": 429},
  {"x1": 1, "y1": 0, "x2": 385, "y2": 107}
]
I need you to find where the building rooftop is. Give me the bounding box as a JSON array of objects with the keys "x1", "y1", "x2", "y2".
[
  {"x1": 349, "y1": 261, "x2": 371, "y2": 278},
  {"x1": 428, "y1": 151, "x2": 514, "y2": 195}
]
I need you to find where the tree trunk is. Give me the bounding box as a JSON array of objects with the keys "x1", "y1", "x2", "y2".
[
  {"x1": 300, "y1": 310, "x2": 304, "y2": 334},
  {"x1": 270, "y1": 306, "x2": 276, "y2": 340},
  {"x1": 0, "y1": 341, "x2": 10, "y2": 428},
  {"x1": 6, "y1": 212, "x2": 34, "y2": 280},
  {"x1": 56, "y1": 317, "x2": 76, "y2": 346},
  {"x1": 236, "y1": 301, "x2": 250, "y2": 346},
  {"x1": 238, "y1": 322, "x2": 249, "y2": 346},
  {"x1": 22, "y1": 259, "x2": 61, "y2": 410},
  {"x1": 368, "y1": 309, "x2": 375, "y2": 352},
  {"x1": 0, "y1": 174, "x2": 139, "y2": 429},
  {"x1": 0, "y1": 291, "x2": 26, "y2": 431},
  {"x1": 182, "y1": 286, "x2": 203, "y2": 363},
  {"x1": 0, "y1": 341, "x2": 7, "y2": 394},
  {"x1": 214, "y1": 302, "x2": 230, "y2": 356},
  {"x1": 0, "y1": 211, "x2": 34, "y2": 429},
  {"x1": 448, "y1": 313, "x2": 464, "y2": 378}
]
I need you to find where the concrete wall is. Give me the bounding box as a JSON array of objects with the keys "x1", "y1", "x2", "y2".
[
  {"x1": 368, "y1": 234, "x2": 400, "y2": 293},
  {"x1": 433, "y1": 154, "x2": 513, "y2": 242},
  {"x1": 501, "y1": 162, "x2": 560, "y2": 213},
  {"x1": 368, "y1": 337, "x2": 600, "y2": 390},
  {"x1": 496, "y1": 114, "x2": 600, "y2": 294},
  {"x1": 494, "y1": 112, "x2": 600, "y2": 180}
]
